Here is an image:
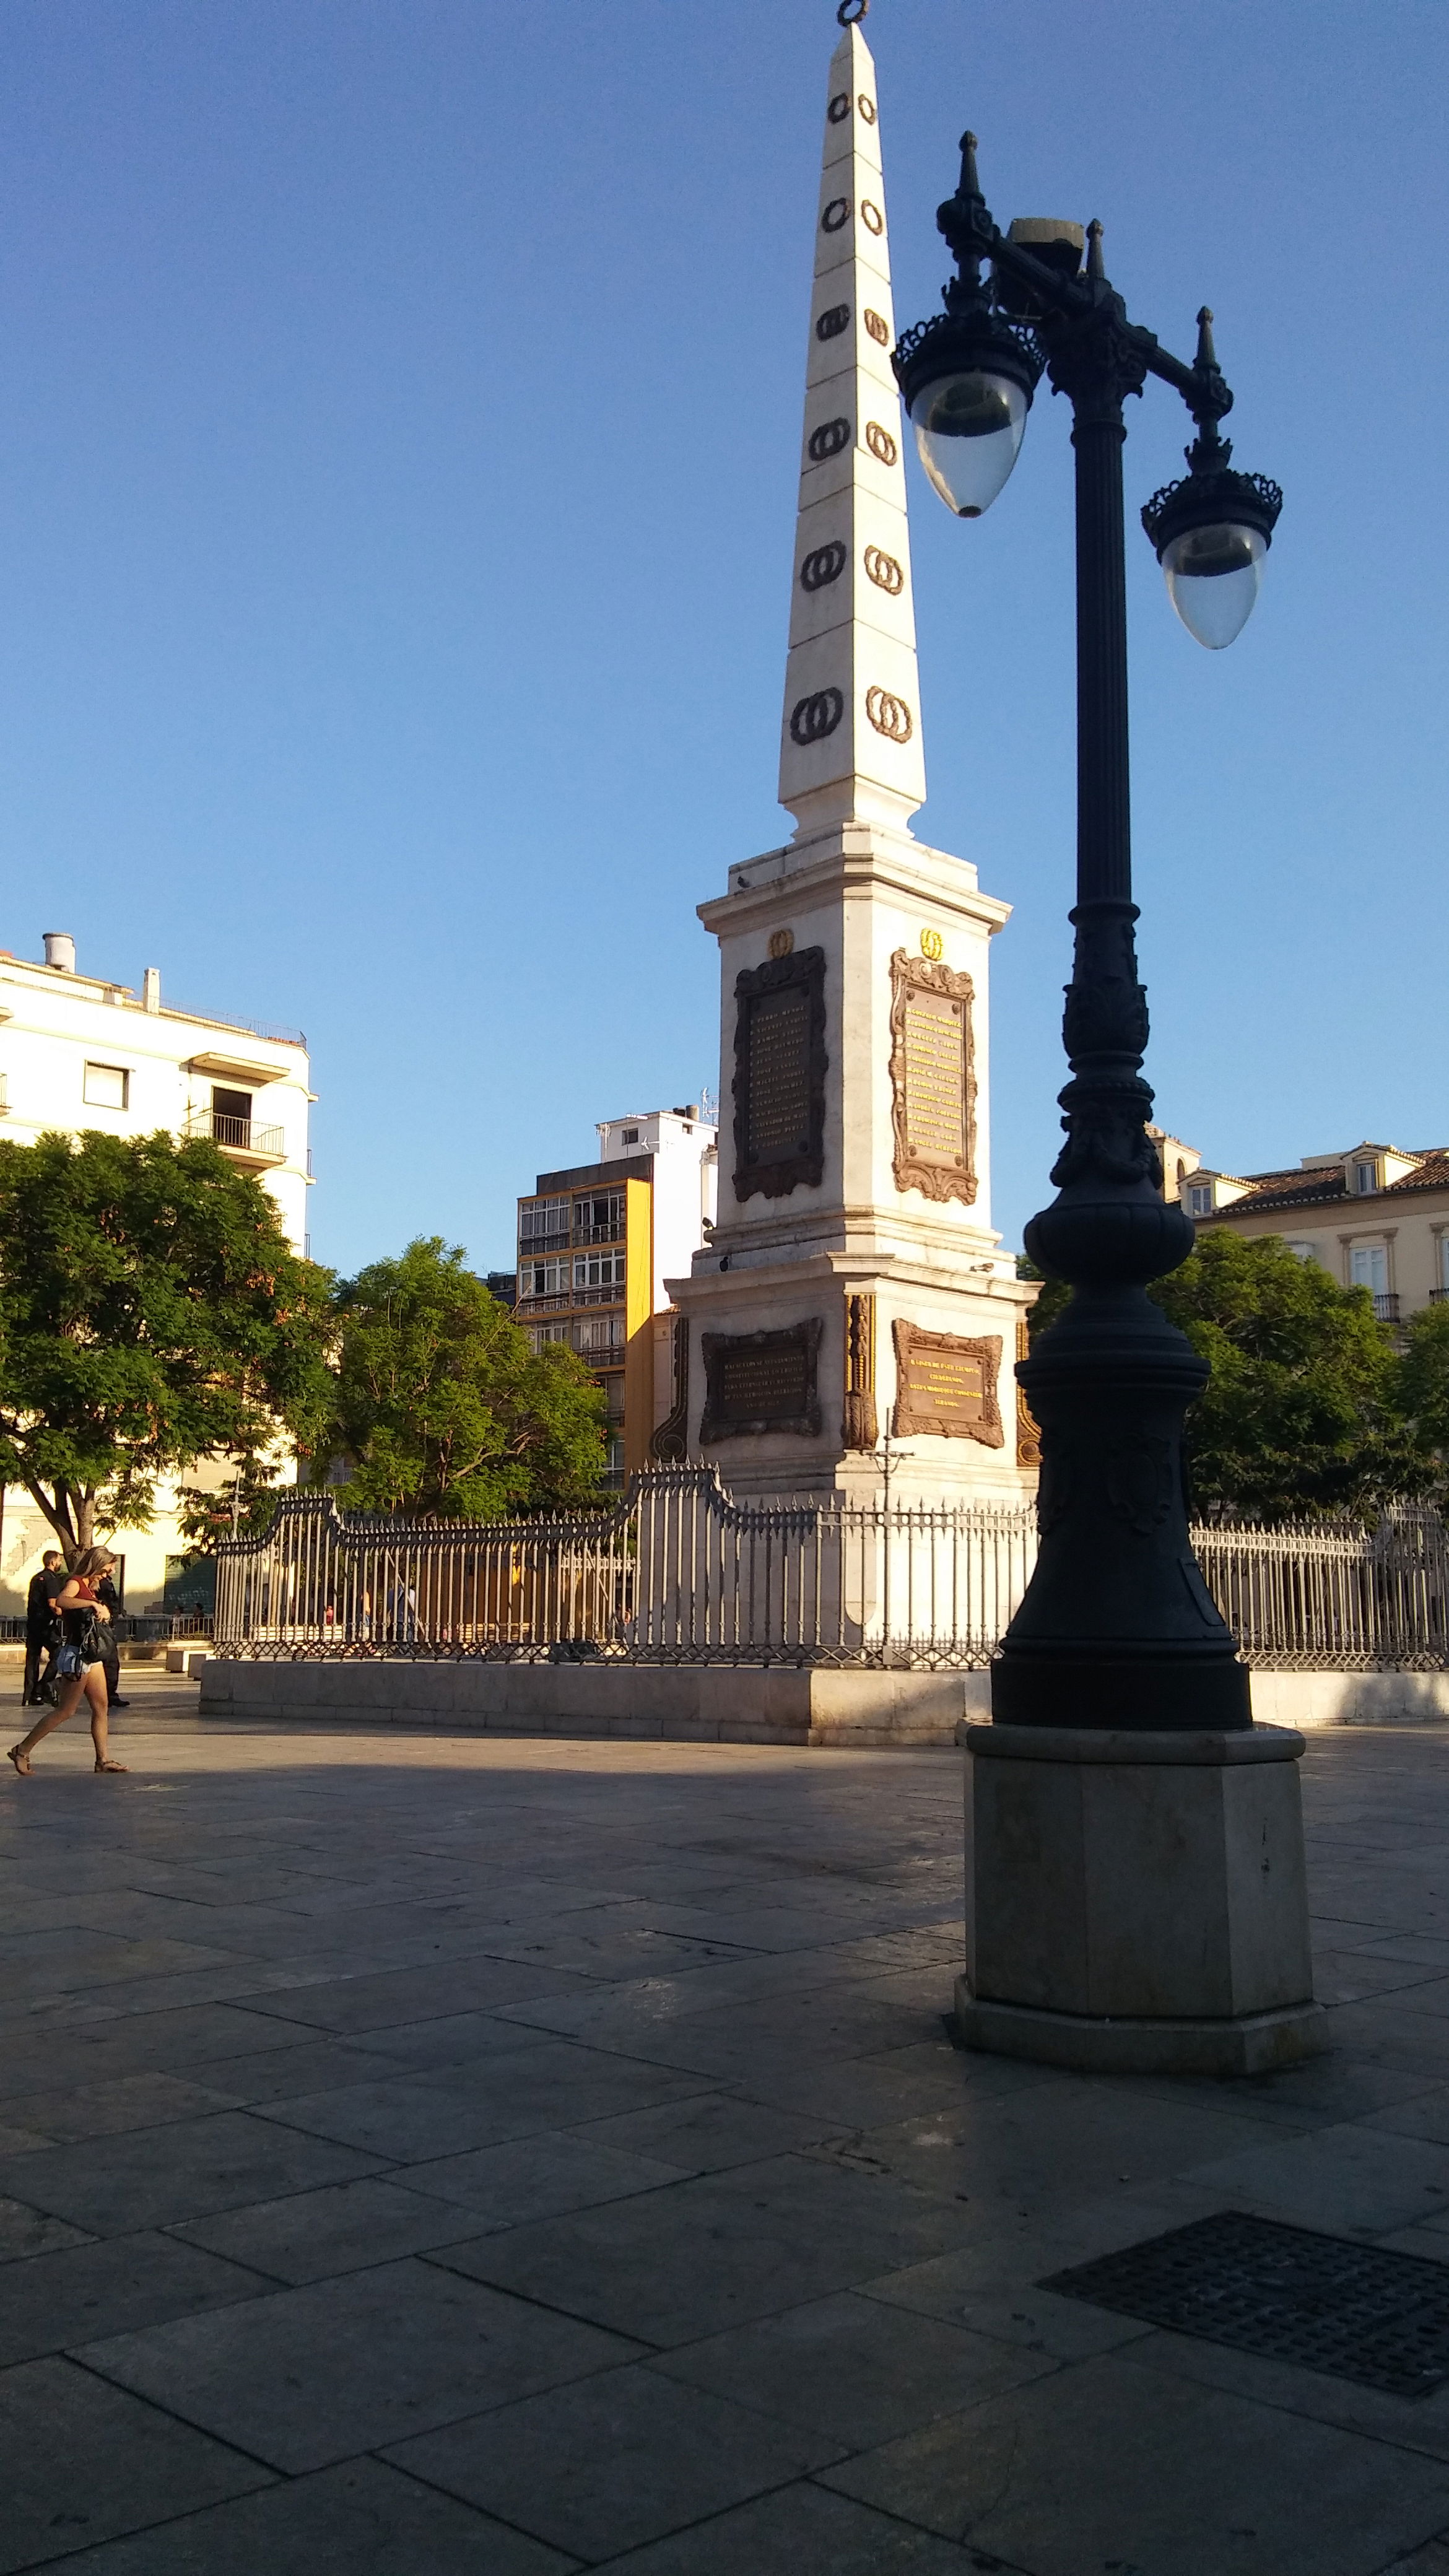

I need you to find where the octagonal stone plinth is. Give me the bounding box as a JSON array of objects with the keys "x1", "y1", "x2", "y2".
[{"x1": 955, "y1": 1719, "x2": 1327, "y2": 2077}]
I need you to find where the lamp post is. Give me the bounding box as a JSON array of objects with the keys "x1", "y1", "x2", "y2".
[{"x1": 895, "y1": 136, "x2": 1321, "y2": 2075}]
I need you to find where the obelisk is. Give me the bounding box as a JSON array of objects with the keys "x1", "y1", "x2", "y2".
[{"x1": 661, "y1": 15, "x2": 1035, "y2": 1504}]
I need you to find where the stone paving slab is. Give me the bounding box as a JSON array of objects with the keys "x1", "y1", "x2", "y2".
[
  {"x1": 21, "y1": 2456, "x2": 575, "y2": 2575},
  {"x1": 7, "y1": 1677, "x2": 1449, "y2": 2569}
]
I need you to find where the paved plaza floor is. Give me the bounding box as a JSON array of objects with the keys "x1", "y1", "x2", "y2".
[{"x1": 9, "y1": 1682, "x2": 1449, "y2": 2570}]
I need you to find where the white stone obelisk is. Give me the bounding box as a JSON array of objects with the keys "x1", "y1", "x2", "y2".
[
  {"x1": 661, "y1": 19, "x2": 1035, "y2": 1504},
  {"x1": 778, "y1": 22, "x2": 925, "y2": 839}
]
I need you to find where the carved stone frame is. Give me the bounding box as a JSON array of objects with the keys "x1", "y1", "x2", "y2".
[
  {"x1": 650, "y1": 1315, "x2": 690, "y2": 1464},
  {"x1": 733, "y1": 946, "x2": 827, "y2": 1201},
  {"x1": 699, "y1": 1320, "x2": 823, "y2": 1444},
  {"x1": 888, "y1": 948, "x2": 978, "y2": 1204},
  {"x1": 891, "y1": 1321, "x2": 1003, "y2": 1447},
  {"x1": 842, "y1": 1292, "x2": 878, "y2": 1450}
]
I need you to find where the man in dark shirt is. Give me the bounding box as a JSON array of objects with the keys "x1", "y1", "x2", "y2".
[
  {"x1": 94, "y1": 1568, "x2": 129, "y2": 1710},
  {"x1": 23, "y1": 1551, "x2": 65, "y2": 1706}
]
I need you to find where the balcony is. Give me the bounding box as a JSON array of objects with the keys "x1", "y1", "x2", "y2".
[
  {"x1": 186, "y1": 1109, "x2": 286, "y2": 1167},
  {"x1": 1432, "y1": 1289, "x2": 1448, "y2": 1306},
  {"x1": 1373, "y1": 1292, "x2": 1401, "y2": 1323},
  {"x1": 517, "y1": 1286, "x2": 624, "y2": 1315}
]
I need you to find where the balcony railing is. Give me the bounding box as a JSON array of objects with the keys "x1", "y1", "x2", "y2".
[
  {"x1": 517, "y1": 1287, "x2": 624, "y2": 1313},
  {"x1": 1373, "y1": 1292, "x2": 1401, "y2": 1323},
  {"x1": 187, "y1": 1110, "x2": 286, "y2": 1159}
]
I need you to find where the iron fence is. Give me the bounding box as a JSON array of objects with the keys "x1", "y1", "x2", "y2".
[
  {"x1": 210, "y1": 1474, "x2": 1449, "y2": 1674},
  {"x1": 0, "y1": 1612, "x2": 213, "y2": 1645},
  {"x1": 213, "y1": 1469, "x2": 1037, "y2": 1669},
  {"x1": 1193, "y1": 1510, "x2": 1449, "y2": 1670}
]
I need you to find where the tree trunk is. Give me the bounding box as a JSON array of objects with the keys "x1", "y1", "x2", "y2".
[{"x1": 17, "y1": 1476, "x2": 83, "y2": 1566}]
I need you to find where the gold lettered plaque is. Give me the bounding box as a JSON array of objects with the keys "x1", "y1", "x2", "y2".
[
  {"x1": 889, "y1": 949, "x2": 977, "y2": 1204},
  {"x1": 891, "y1": 1321, "x2": 1004, "y2": 1447}
]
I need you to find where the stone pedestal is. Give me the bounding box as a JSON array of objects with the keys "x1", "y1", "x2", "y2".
[{"x1": 955, "y1": 1720, "x2": 1326, "y2": 2076}]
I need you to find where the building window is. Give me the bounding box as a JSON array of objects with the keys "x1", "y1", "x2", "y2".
[
  {"x1": 573, "y1": 1191, "x2": 625, "y2": 1243},
  {"x1": 576, "y1": 1316, "x2": 625, "y2": 1354},
  {"x1": 575, "y1": 1250, "x2": 626, "y2": 1291},
  {"x1": 530, "y1": 1322, "x2": 571, "y2": 1350},
  {"x1": 1441, "y1": 1237, "x2": 1449, "y2": 1296},
  {"x1": 1188, "y1": 1183, "x2": 1212, "y2": 1217},
  {"x1": 519, "y1": 1197, "x2": 569, "y2": 1247},
  {"x1": 1349, "y1": 1244, "x2": 1388, "y2": 1295},
  {"x1": 210, "y1": 1085, "x2": 253, "y2": 1147},
  {"x1": 521, "y1": 1258, "x2": 570, "y2": 1298},
  {"x1": 1355, "y1": 1160, "x2": 1378, "y2": 1194},
  {"x1": 84, "y1": 1062, "x2": 129, "y2": 1110},
  {"x1": 621, "y1": 1128, "x2": 638, "y2": 1145}
]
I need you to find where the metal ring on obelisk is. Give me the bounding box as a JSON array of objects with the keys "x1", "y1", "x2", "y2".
[
  {"x1": 837, "y1": 0, "x2": 869, "y2": 23},
  {"x1": 801, "y1": 542, "x2": 848, "y2": 591},
  {"x1": 790, "y1": 689, "x2": 845, "y2": 746},
  {"x1": 807, "y1": 417, "x2": 851, "y2": 461},
  {"x1": 866, "y1": 686, "x2": 913, "y2": 742},
  {"x1": 821, "y1": 199, "x2": 850, "y2": 233}
]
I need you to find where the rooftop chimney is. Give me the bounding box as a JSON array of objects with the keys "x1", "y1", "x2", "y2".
[
  {"x1": 142, "y1": 967, "x2": 161, "y2": 1013},
  {"x1": 43, "y1": 932, "x2": 75, "y2": 973}
]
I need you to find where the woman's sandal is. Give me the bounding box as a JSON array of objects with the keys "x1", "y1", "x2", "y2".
[
  {"x1": 7, "y1": 1745, "x2": 33, "y2": 1775},
  {"x1": 94, "y1": 1758, "x2": 128, "y2": 1773}
]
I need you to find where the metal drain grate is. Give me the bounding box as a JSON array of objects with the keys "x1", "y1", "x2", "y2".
[{"x1": 1041, "y1": 2212, "x2": 1449, "y2": 2399}]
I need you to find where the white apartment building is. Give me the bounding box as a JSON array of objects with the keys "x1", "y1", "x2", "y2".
[{"x1": 0, "y1": 928, "x2": 314, "y2": 1613}]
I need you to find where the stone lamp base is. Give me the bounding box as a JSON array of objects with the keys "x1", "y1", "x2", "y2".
[{"x1": 955, "y1": 1719, "x2": 1326, "y2": 2078}]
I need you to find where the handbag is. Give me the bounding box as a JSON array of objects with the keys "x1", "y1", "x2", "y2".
[{"x1": 59, "y1": 1609, "x2": 105, "y2": 1673}]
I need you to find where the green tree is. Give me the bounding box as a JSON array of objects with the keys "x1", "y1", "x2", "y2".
[
  {"x1": 0, "y1": 1129, "x2": 333, "y2": 1560},
  {"x1": 318, "y1": 1236, "x2": 608, "y2": 1518},
  {"x1": 174, "y1": 1460, "x2": 294, "y2": 1556},
  {"x1": 1025, "y1": 1229, "x2": 1420, "y2": 1521},
  {"x1": 1395, "y1": 1299, "x2": 1449, "y2": 1469}
]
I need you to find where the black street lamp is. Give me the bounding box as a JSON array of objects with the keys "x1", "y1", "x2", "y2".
[{"x1": 895, "y1": 136, "x2": 1282, "y2": 1733}]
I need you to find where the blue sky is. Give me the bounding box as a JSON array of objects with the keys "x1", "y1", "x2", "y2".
[{"x1": 1, "y1": 1, "x2": 1443, "y2": 1274}]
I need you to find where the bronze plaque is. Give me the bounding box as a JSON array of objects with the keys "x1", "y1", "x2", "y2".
[
  {"x1": 733, "y1": 948, "x2": 827, "y2": 1200},
  {"x1": 889, "y1": 949, "x2": 977, "y2": 1204},
  {"x1": 699, "y1": 1320, "x2": 822, "y2": 1443},
  {"x1": 892, "y1": 1321, "x2": 1003, "y2": 1447},
  {"x1": 746, "y1": 988, "x2": 811, "y2": 1160}
]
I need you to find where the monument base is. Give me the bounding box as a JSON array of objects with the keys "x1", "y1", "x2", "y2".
[{"x1": 957, "y1": 1718, "x2": 1326, "y2": 2076}]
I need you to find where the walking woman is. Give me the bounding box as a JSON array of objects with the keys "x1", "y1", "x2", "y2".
[{"x1": 7, "y1": 1549, "x2": 128, "y2": 1775}]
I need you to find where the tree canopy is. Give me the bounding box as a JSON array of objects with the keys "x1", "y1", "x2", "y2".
[
  {"x1": 1395, "y1": 1300, "x2": 1449, "y2": 1467},
  {"x1": 316, "y1": 1235, "x2": 608, "y2": 1519},
  {"x1": 1025, "y1": 1230, "x2": 1427, "y2": 1522},
  {"x1": 0, "y1": 1129, "x2": 332, "y2": 1559}
]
